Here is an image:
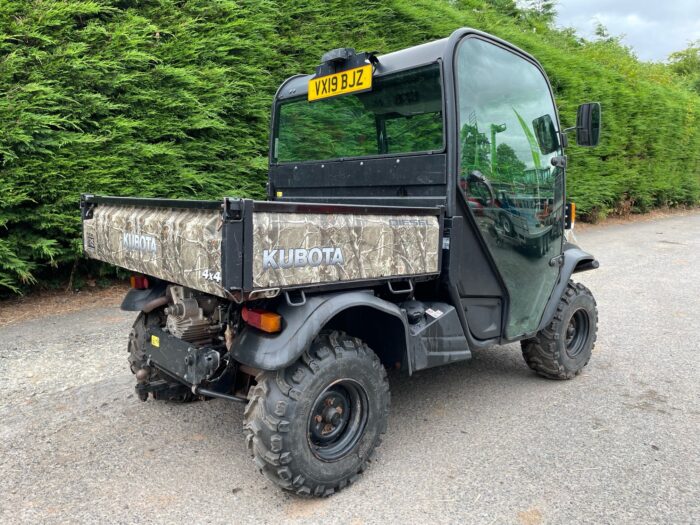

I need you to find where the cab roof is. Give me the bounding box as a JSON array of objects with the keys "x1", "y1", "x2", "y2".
[
  {"x1": 273, "y1": 28, "x2": 538, "y2": 102},
  {"x1": 275, "y1": 38, "x2": 448, "y2": 101}
]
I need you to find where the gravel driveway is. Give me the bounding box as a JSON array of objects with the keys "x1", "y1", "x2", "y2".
[{"x1": 1, "y1": 212, "x2": 699, "y2": 524}]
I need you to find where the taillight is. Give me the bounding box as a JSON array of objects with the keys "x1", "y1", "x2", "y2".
[
  {"x1": 242, "y1": 307, "x2": 282, "y2": 333},
  {"x1": 130, "y1": 274, "x2": 150, "y2": 289}
]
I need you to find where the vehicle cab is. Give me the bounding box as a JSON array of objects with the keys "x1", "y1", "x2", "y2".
[{"x1": 268, "y1": 28, "x2": 600, "y2": 342}]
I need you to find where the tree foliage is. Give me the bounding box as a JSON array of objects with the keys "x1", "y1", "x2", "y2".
[
  {"x1": 669, "y1": 41, "x2": 700, "y2": 95},
  {"x1": 1, "y1": 0, "x2": 699, "y2": 294}
]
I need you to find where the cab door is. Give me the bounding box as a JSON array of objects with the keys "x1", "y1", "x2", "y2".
[{"x1": 455, "y1": 37, "x2": 564, "y2": 339}]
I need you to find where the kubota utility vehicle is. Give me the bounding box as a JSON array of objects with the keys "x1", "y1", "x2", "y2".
[{"x1": 81, "y1": 28, "x2": 601, "y2": 496}]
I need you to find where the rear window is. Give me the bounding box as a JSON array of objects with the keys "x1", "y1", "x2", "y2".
[{"x1": 273, "y1": 63, "x2": 443, "y2": 163}]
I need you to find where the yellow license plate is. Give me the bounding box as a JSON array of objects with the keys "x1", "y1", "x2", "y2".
[{"x1": 308, "y1": 64, "x2": 372, "y2": 102}]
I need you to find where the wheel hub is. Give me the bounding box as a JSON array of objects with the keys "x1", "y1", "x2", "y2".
[
  {"x1": 308, "y1": 379, "x2": 369, "y2": 462},
  {"x1": 322, "y1": 406, "x2": 343, "y2": 426},
  {"x1": 565, "y1": 309, "x2": 590, "y2": 358}
]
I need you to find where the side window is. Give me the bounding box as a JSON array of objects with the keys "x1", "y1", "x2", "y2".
[{"x1": 456, "y1": 38, "x2": 564, "y2": 338}]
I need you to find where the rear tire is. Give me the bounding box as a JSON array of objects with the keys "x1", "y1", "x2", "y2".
[
  {"x1": 243, "y1": 331, "x2": 390, "y2": 496},
  {"x1": 521, "y1": 281, "x2": 597, "y2": 379}
]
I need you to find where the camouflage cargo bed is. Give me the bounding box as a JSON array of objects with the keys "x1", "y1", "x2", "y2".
[{"x1": 80, "y1": 195, "x2": 443, "y2": 299}]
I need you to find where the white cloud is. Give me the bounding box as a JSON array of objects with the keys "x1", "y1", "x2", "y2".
[{"x1": 554, "y1": 0, "x2": 700, "y2": 61}]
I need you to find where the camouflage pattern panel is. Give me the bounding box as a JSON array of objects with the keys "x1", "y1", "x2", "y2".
[
  {"x1": 252, "y1": 212, "x2": 440, "y2": 289},
  {"x1": 83, "y1": 204, "x2": 225, "y2": 297}
]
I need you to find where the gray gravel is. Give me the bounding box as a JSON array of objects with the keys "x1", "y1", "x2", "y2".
[{"x1": 1, "y1": 213, "x2": 699, "y2": 524}]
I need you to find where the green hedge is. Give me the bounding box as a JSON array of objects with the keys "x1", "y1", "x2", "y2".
[{"x1": 1, "y1": 0, "x2": 699, "y2": 294}]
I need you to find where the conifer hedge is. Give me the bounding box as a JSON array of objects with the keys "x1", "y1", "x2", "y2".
[{"x1": 1, "y1": 0, "x2": 699, "y2": 294}]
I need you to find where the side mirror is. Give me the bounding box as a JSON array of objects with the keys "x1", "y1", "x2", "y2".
[
  {"x1": 532, "y1": 114, "x2": 559, "y2": 154},
  {"x1": 575, "y1": 102, "x2": 601, "y2": 147},
  {"x1": 467, "y1": 170, "x2": 486, "y2": 184},
  {"x1": 466, "y1": 170, "x2": 495, "y2": 203}
]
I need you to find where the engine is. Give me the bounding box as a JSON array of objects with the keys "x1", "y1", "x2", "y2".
[{"x1": 163, "y1": 286, "x2": 224, "y2": 345}]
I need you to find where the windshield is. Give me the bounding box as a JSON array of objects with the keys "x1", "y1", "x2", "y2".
[{"x1": 273, "y1": 63, "x2": 443, "y2": 163}]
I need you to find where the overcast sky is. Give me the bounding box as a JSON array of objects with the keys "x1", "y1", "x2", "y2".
[{"x1": 553, "y1": 0, "x2": 700, "y2": 62}]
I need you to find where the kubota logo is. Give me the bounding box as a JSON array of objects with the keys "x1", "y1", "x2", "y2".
[
  {"x1": 123, "y1": 231, "x2": 157, "y2": 254},
  {"x1": 262, "y1": 247, "x2": 344, "y2": 271}
]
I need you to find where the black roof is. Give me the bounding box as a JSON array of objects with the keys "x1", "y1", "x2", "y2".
[
  {"x1": 274, "y1": 28, "x2": 538, "y2": 101},
  {"x1": 276, "y1": 38, "x2": 448, "y2": 101}
]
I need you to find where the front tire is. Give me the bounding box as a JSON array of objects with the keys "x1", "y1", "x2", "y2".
[
  {"x1": 521, "y1": 281, "x2": 598, "y2": 379},
  {"x1": 243, "y1": 331, "x2": 390, "y2": 496}
]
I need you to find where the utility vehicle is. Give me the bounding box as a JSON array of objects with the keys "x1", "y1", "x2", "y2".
[{"x1": 81, "y1": 28, "x2": 601, "y2": 496}]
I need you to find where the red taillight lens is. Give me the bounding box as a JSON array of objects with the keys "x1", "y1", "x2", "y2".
[
  {"x1": 130, "y1": 275, "x2": 150, "y2": 289},
  {"x1": 242, "y1": 307, "x2": 282, "y2": 333}
]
